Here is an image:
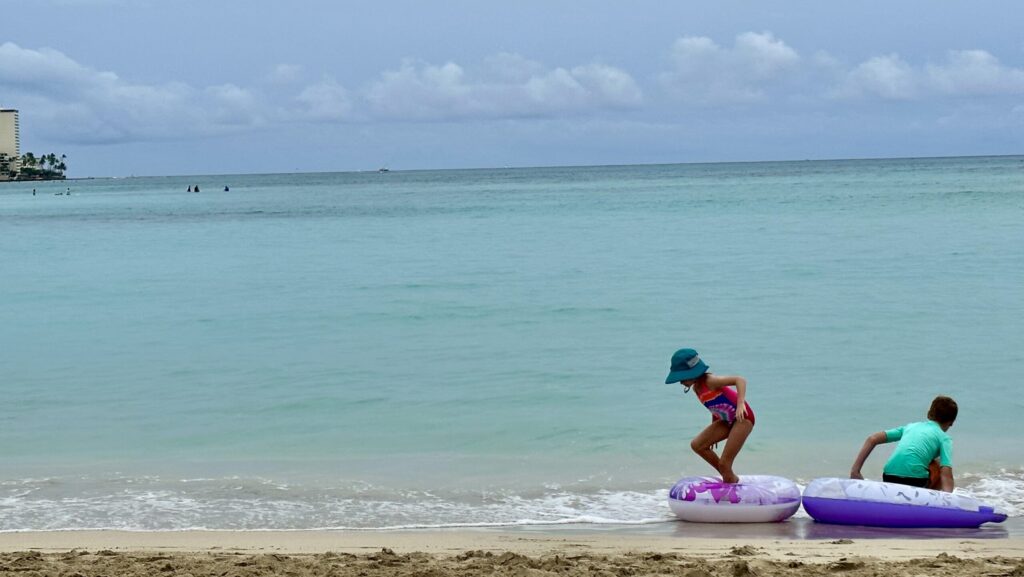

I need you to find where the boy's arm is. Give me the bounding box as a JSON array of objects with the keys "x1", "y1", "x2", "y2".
[
  {"x1": 939, "y1": 467, "x2": 954, "y2": 492},
  {"x1": 850, "y1": 431, "x2": 888, "y2": 479}
]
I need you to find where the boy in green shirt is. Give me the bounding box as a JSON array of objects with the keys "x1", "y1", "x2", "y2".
[{"x1": 849, "y1": 396, "x2": 957, "y2": 492}]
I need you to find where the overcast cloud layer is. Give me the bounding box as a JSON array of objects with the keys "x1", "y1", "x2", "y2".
[{"x1": 1, "y1": 1, "x2": 1022, "y2": 176}]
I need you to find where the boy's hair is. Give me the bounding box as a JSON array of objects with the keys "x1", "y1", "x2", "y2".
[{"x1": 927, "y1": 396, "x2": 958, "y2": 424}]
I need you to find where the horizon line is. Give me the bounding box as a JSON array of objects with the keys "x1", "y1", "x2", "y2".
[{"x1": 9, "y1": 152, "x2": 1023, "y2": 181}]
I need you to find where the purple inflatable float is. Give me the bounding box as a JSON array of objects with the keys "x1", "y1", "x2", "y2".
[
  {"x1": 668, "y1": 475, "x2": 801, "y2": 523},
  {"x1": 802, "y1": 477, "x2": 1007, "y2": 528}
]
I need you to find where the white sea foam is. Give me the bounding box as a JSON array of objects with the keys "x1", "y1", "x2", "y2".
[
  {"x1": 0, "y1": 476, "x2": 675, "y2": 531},
  {"x1": 956, "y1": 469, "x2": 1024, "y2": 516},
  {"x1": 1, "y1": 471, "x2": 1021, "y2": 532}
]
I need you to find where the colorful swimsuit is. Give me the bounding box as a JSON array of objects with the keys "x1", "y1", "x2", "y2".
[{"x1": 694, "y1": 382, "x2": 755, "y2": 425}]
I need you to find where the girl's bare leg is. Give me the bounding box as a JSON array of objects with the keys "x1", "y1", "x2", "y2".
[
  {"x1": 690, "y1": 421, "x2": 732, "y2": 476},
  {"x1": 717, "y1": 420, "x2": 753, "y2": 483}
]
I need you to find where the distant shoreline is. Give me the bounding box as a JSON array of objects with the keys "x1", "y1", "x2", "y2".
[
  {"x1": 10, "y1": 176, "x2": 66, "y2": 182},
  {"x1": 7, "y1": 152, "x2": 1019, "y2": 181}
]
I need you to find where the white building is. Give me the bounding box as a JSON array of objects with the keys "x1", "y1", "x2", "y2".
[{"x1": 0, "y1": 108, "x2": 20, "y2": 181}]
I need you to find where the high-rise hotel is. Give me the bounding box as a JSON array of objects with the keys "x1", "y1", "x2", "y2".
[{"x1": 0, "y1": 108, "x2": 21, "y2": 181}]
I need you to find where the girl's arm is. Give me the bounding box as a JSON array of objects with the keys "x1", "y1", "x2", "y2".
[
  {"x1": 850, "y1": 431, "x2": 887, "y2": 479},
  {"x1": 732, "y1": 376, "x2": 748, "y2": 421},
  {"x1": 705, "y1": 375, "x2": 748, "y2": 421}
]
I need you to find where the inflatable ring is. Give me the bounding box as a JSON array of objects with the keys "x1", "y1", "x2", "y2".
[
  {"x1": 668, "y1": 475, "x2": 801, "y2": 523},
  {"x1": 802, "y1": 477, "x2": 1007, "y2": 528}
]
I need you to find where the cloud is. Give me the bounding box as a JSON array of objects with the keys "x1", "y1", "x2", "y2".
[
  {"x1": 733, "y1": 31, "x2": 802, "y2": 79},
  {"x1": 562, "y1": 64, "x2": 643, "y2": 107},
  {"x1": 659, "y1": 31, "x2": 800, "y2": 104},
  {"x1": 364, "y1": 61, "x2": 470, "y2": 119},
  {"x1": 0, "y1": 42, "x2": 112, "y2": 97},
  {"x1": 835, "y1": 49, "x2": 1024, "y2": 101},
  {"x1": 835, "y1": 54, "x2": 918, "y2": 100},
  {"x1": 926, "y1": 50, "x2": 1024, "y2": 96},
  {"x1": 6, "y1": 34, "x2": 1024, "y2": 154},
  {"x1": 364, "y1": 54, "x2": 642, "y2": 120},
  {"x1": 294, "y1": 76, "x2": 353, "y2": 121},
  {"x1": 204, "y1": 84, "x2": 263, "y2": 126},
  {"x1": 0, "y1": 42, "x2": 263, "y2": 144},
  {"x1": 656, "y1": 33, "x2": 1024, "y2": 106}
]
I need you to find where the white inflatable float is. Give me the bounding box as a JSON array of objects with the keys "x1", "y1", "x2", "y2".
[
  {"x1": 668, "y1": 475, "x2": 801, "y2": 523},
  {"x1": 802, "y1": 477, "x2": 1007, "y2": 528}
]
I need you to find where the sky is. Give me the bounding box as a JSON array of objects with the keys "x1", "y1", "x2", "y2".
[{"x1": 2, "y1": 0, "x2": 1023, "y2": 177}]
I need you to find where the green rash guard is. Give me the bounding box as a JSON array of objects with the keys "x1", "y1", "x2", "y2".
[{"x1": 882, "y1": 420, "x2": 953, "y2": 479}]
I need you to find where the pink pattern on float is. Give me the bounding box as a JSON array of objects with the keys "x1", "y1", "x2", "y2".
[
  {"x1": 668, "y1": 476, "x2": 800, "y2": 506},
  {"x1": 682, "y1": 480, "x2": 741, "y2": 503}
]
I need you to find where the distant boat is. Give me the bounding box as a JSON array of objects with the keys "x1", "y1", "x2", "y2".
[{"x1": 378, "y1": 167, "x2": 390, "y2": 173}]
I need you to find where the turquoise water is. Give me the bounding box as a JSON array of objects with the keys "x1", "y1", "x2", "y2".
[{"x1": 1, "y1": 156, "x2": 1023, "y2": 530}]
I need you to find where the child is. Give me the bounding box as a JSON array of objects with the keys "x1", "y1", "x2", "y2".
[
  {"x1": 849, "y1": 395, "x2": 957, "y2": 492},
  {"x1": 665, "y1": 348, "x2": 754, "y2": 484}
]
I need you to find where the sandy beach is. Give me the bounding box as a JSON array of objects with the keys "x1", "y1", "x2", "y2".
[{"x1": 2, "y1": 530, "x2": 1023, "y2": 577}]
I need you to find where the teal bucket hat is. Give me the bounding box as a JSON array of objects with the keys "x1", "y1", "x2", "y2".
[{"x1": 665, "y1": 348, "x2": 709, "y2": 384}]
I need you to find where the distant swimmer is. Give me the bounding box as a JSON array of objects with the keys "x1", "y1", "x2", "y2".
[
  {"x1": 188, "y1": 186, "x2": 192, "y2": 192},
  {"x1": 32, "y1": 188, "x2": 36, "y2": 196},
  {"x1": 224, "y1": 186, "x2": 229, "y2": 191},
  {"x1": 194, "y1": 185, "x2": 200, "y2": 193}
]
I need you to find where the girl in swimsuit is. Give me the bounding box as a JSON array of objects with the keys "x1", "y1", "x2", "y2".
[{"x1": 665, "y1": 348, "x2": 754, "y2": 484}]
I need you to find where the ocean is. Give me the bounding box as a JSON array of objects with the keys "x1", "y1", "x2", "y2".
[{"x1": 1, "y1": 156, "x2": 1022, "y2": 533}]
